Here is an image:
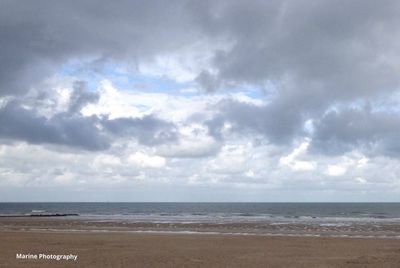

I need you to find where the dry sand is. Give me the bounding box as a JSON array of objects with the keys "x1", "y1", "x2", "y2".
[{"x1": 1, "y1": 230, "x2": 400, "y2": 268}]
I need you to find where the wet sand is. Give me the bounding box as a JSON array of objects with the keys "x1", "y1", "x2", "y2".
[
  {"x1": 1, "y1": 217, "x2": 400, "y2": 238},
  {"x1": 1, "y1": 230, "x2": 400, "y2": 268}
]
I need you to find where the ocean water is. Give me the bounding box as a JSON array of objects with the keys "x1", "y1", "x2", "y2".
[{"x1": 1, "y1": 202, "x2": 400, "y2": 225}]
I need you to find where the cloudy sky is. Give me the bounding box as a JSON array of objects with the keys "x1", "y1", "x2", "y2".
[{"x1": 1, "y1": 0, "x2": 400, "y2": 201}]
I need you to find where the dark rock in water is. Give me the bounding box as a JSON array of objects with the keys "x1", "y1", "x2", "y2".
[
  {"x1": 29, "y1": 213, "x2": 79, "y2": 217},
  {"x1": 0, "y1": 213, "x2": 79, "y2": 217}
]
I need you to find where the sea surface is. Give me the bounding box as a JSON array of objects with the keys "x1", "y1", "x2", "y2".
[{"x1": 1, "y1": 202, "x2": 400, "y2": 224}]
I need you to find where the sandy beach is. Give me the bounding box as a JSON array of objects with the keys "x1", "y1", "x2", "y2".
[
  {"x1": 0, "y1": 229, "x2": 399, "y2": 267},
  {"x1": 1, "y1": 216, "x2": 400, "y2": 267}
]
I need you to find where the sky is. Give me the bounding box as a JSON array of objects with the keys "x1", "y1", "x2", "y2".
[{"x1": 1, "y1": 0, "x2": 400, "y2": 201}]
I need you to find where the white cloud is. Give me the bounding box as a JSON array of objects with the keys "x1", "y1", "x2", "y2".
[
  {"x1": 322, "y1": 152, "x2": 369, "y2": 177},
  {"x1": 279, "y1": 140, "x2": 316, "y2": 171},
  {"x1": 54, "y1": 172, "x2": 76, "y2": 185},
  {"x1": 92, "y1": 154, "x2": 122, "y2": 174},
  {"x1": 156, "y1": 124, "x2": 220, "y2": 158},
  {"x1": 357, "y1": 156, "x2": 369, "y2": 168},
  {"x1": 82, "y1": 80, "x2": 151, "y2": 119},
  {"x1": 355, "y1": 177, "x2": 367, "y2": 184},
  {"x1": 325, "y1": 164, "x2": 347, "y2": 177},
  {"x1": 245, "y1": 170, "x2": 255, "y2": 178},
  {"x1": 128, "y1": 152, "x2": 166, "y2": 169},
  {"x1": 208, "y1": 145, "x2": 248, "y2": 174},
  {"x1": 82, "y1": 80, "x2": 221, "y2": 122}
]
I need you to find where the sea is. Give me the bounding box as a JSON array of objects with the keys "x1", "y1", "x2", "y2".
[{"x1": 1, "y1": 202, "x2": 400, "y2": 225}]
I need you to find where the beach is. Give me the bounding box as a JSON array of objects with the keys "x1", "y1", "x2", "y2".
[
  {"x1": 1, "y1": 203, "x2": 400, "y2": 267},
  {"x1": 1, "y1": 230, "x2": 400, "y2": 268}
]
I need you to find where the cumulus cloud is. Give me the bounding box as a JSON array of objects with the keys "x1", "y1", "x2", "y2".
[
  {"x1": 310, "y1": 107, "x2": 400, "y2": 157},
  {"x1": 103, "y1": 115, "x2": 178, "y2": 146},
  {"x1": 156, "y1": 124, "x2": 220, "y2": 158},
  {"x1": 0, "y1": 100, "x2": 110, "y2": 150},
  {"x1": 209, "y1": 98, "x2": 306, "y2": 144},
  {"x1": 128, "y1": 152, "x2": 166, "y2": 169},
  {"x1": 279, "y1": 140, "x2": 316, "y2": 171},
  {"x1": 0, "y1": 90, "x2": 178, "y2": 151}
]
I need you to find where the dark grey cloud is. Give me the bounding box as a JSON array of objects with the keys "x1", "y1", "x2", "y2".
[
  {"x1": 194, "y1": 0, "x2": 400, "y2": 98},
  {"x1": 0, "y1": 100, "x2": 178, "y2": 151},
  {"x1": 207, "y1": 92, "x2": 323, "y2": 145},
  {"x1": 310, "y1": 107, "x2": 400, "y2": 157},
  {"x1": 68, "y1": 81, "x2": 99, "y2": 113},
  {"x1": 102, "y1": 116, "x2": 178, "y2": 146},
  {"x1": 0, "y1": 101, "x2": 109, "y2": 150},
  {"x1": 0, "y1": 81, "x2": 105, "y2": 150},
  {"x1": 211, "y1": 100, "x2": 303, "y2": 144}
]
